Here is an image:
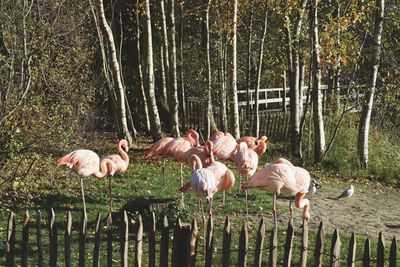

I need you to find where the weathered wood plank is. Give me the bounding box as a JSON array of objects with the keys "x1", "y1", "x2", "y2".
[
  {"x1": 5, "y1": 211, "x2": 16, "y2": 267},
  {"x1": 237, "y1": 222, "x2": 248, "y2": 267},
  {"x1": 313, "y1": 221, "x2": 325, "y2": 267},
  {"x1": 283, "y1": 219, "x2": 294, "y2": 267},
  {"x1": 205, "y1": 216, "x2": 214, "y2": 267},
  {"x1": 106, "y1": 213, "x2": 113, "y2": 267},
  {"x1": 36, "y1": 210, "x2": 44, "y2": 267},
  {"x1": 268, "y1": 224, "x2": 278, "y2": 267},
  {"x1": 64, "y1": 211, "x2": 72, "y2": 267},
  {"x1": 48, "y1": 208, "x2": 57, "y2": 267},
  {"x1": 222, "y1": 217, "x2": 232, "y2": 267},
  {"x1": 21, "y1": 210, "x2": 30, "y2": 267},
  {"x1": 299, "y1": 220, "x2": 309, "y2": 267},
  {"x1": 346, "y1": 233, "x2": 356, "y2": 267},
  {"x1": 93, "y1": 213, "x2": 101, "y2": 267},
  {"x1": 330, "y1": 229, "x2": 341, "y2": 267},
  {"x1": 148, "y1": 212, "x2": 156, "y2": 267},
  {"x1": 189, "y1": 219, "x2": 199, "y2": 267},
  {"x1": 120, "y1": 211, "x2": 129, "y2": 267},
  {"x1": 79, "y1": 210, "x2": 87, "y2": 267},
  {"x1": 253, "y1": 218, "x2": 266, "y2": 267},
  {"x1": 389, "y1": 236, "x2": 397, "y2": 267},
  {"x1": 377, "y1": 232, "x2": 385, "y2": 267},
  {"x1": 362, "y1": 238, "x2": 371, "y2": 267},
  {"x1": 135, "y1": 215, "x2": 143, "y2": 267},
  {"x1": 159, "y1": 216, "x2": 169, "y2": 267},
  {"x1": 171, "y1": 218, "x2": 182, "y2": 266}
]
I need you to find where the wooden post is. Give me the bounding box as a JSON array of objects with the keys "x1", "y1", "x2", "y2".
[
  {"x1": 313, "y1": 222, "x2": 325, "y2": 267},
  {"x1": 93, "y1": 213, "x2": 101, "y2": 267},
  {"x1": 222, "y1": 217, "x2": 232, "y2": 267},
  {"x1": 237, "y1": 222, "x2": 248, "y2": 267},
  {"x1": 148, "y1": 212, "x2": 156, "y2": 267},
  {"x1": 48, "y1": 208, "x2": 57, "y2": 267},
  {"x1": 189, "y1": 219, "x2": 199, "y2": 267},
  {"x1": 106, "y1": 213, "x2": 113, "y2": 267},
  {"x1": 159, "y1": 216, "x2": 169, "y2": 267},
  {"x1": 205, "y1": 216, "x2": 214, "y2": 267},
  {"x1": 36, "y1": 210, "x2": 43, "y2": 267},
  {"x1": 283, "y1": 219, "x2": 294, "y2": 267},
  {"x1": 120, "y1": 211, "x2": 129, "y2": 267},
  {"x1": 377, "y1": 232, "x2": 385, "y2": 267},
  {"x1": 79, "y1": 210, "x2": 87, "y2": 267},
  {"x1": 346, "y1": 233, "x2": 356, "y2": 267},
  {"x1": 64, "y1": 211, "x2": 72, "y2": 267},
  {"x1": 362, "y1": 238, "x2": 371, "y2": 267},
  {"x1": 283, "y1": 70, "x2": 287, "y2": 113},
  {"x1": 135, "y1": 215, "x2": 143, "y2": 267},
  {"x1": 268, "y1": 224, "x2": 278, "y2": 267},
  {"x1": 389, "y1": 236, "x2": 397, "y2": 267},
  {"x1": 5, "y1": 211, "x2": 16, "y2": 267},
  {"x1": 253, "y1": 218, "x2": 266, "y2": 267},
  {"x1": 300, "y1": 220, "x2": 309, "y2": 267},
  {"x1": 330, "y1": 229, "x2": 341, "y2": 267},
  {"x1": 21, "y1": 210, "x2": 30, "y2": 267}
]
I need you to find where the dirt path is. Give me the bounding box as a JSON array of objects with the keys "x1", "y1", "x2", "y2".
[{"x1": 275, "y1": 179, "x2": 400, "y2": 239}]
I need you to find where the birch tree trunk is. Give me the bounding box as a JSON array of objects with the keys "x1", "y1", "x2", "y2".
[
  {"x1": 167, "y1": 0, "x2": 180, "y2": 137},
  {"x1": 144, "y1": 0, "x2": 163, "y2": 141},
  {"x1": 228, "y1": 0, "x2": 240, "y2": 139},
  {"x1": 246, "y1": 0, "x2": 254, "y2": 131},
  {"x1": 219, "y1": 35, "x2": 228, "y2": 132},
  {"x1": 179, "y1": 1, "x2": 186, "y2": 131},
  {"x1": 357, "y1": 0, "x2": 385, "y2": 168},
  {"x1": 253, "y1": 6, "x2": 268, "y2": 138},
  {"x1": 311, "y1": 0, "x2": 326, "y2": 163},
  {"x1": 160, "y1": 0, "x2": 169, "y2": 108},
  {"x1": 98, "y1": 0, "x2": 132, "y2": 145},
  {"x1": 204, "y1": 0, "x2": 217, "y2": 138}
]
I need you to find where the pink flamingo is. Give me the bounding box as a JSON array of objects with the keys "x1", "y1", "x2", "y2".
[
  {"x1": 241, "y1": 158, "x2": 311, "y2": 221},
  {"x1": 145, "y1": 137, "x2": 174, "y2": 162},
  {"x1": 209, "y1": 130, "x2": 238, "y2": 160},
  {"x1": 237, "y1": 135, "x2": 268, "y2": 156},
  {"x1": 183, "y1": 140, "x2": 214, "y2": 168},
  {"x1": 235, "y1": 142, "x2": 259, "y2": 177},
  {"x1": 102, "y1": 139, "x2": 130, "y2": 212},
  {"x1": 57, "y1": 149, "x2": 116, "y2": 215}
]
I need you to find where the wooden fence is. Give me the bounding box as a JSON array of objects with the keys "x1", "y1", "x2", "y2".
[{"x1": 2, "y1": 209, "x2": 398, "y2": 266}]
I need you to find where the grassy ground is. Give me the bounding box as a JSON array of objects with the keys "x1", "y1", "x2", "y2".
[{"x1": 0, "y1": 133, "x2": 399, "y2": 265}]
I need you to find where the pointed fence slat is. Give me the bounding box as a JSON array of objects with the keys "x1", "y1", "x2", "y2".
[
  {"x1": 64, "y1": 211, "x2": 72, "y2": 267},
  {"x1": 268, "y1": 224, "x2": 278, "y2": 267},
  {"x1": 389, "y1": 237, "x2": 397, "y2": 267},
  {"x1": 237, "y1": 222, "x2": 248, "y2": 267},
  {"x1": 300, "y1": 220, "x2": 309, "y2": 267},
  {"x1": 36, "y1": 210, "x2": 43, "y2": 267},
  {"x1": 171, "y1": 219, "x2": 182, "y2": 266},
  {"x1": 222, "y1": 217, "x2": 232, "y2": 267},
  {"x1": 79, "y1": 210, "x2": 87, "y2": 267},
  {"x1": 93, "y1": 213, "x2": 101, "y2": 267},
  {"x1": 189, "y1": 219, "x2": 199, "y2": 267},
  {"x1": 148, "y1": 212, "x2": 156, "y2": 267},
  {"x1": 159, "y1": 216, "x2": 170, "y2": 267},
  {"x1": 346, "y1": 233, "x2": 356, "y2": 267},
  {"x1": 363, "y1": 238, "x2": 371, "y2": 267},
  {"x1": 5, "y1": 211, "x2": 16, "y2": 267},
  {"x1": 377, "y1": 232, "x2": 385, "y2": 267},
  {"x1": 205, "y1": 216, "x2": 214, "y2": 267},
  {"x1": 253, "y1": 218, "x2": 266, "y2": 267},
  {"x1": 135, "y1": 215, "x2": 143, "y2": 267},
  {"x1": 313, "y1": 221, "x2": 325, "y2": 267},
  {"x1": 21, "y1": 210, "x2": 30, "y2": 267},
  {"x1": 330, "y1": 229, "x2": 341, "y2": 267},
  {"x1": 120, "y1": 211, "x2": 129, "y2": 267},
  {"x1": 48, "y1": 208, "x2": 57, "y2": 267},
  {"x1": 106, "y1": 213, "x2": 113, "y2": 267},
  {"x1": 283, "y1": 219, "x2": 294, "y2": 267}
]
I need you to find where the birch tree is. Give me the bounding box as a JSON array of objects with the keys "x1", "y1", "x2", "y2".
[
  {"x1": 160, "y1": 0, "x2": 169, "y2": 108},
  {"x1": 179, "y1": 1, "x2": 186, "y2": 130},
  {"x1": 357, "y1": 0, "x2": 385, "y2": 168},
  {"x1": 98, "y1": 0, "x2": 133, "y2": 145},
  {"x1": 246, "y1": 0, "x2": 255, "y2": 128}
]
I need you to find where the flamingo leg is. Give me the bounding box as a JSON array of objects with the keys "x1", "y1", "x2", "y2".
[
  {"x1": 289, "y1": 199, "x2": 293, "y2": 219},
  {"x1": 80, "y1": 176, "x2": 87, "y2": 216},
  {"x1": 208, "y1": 198, "x2": 213, "y2": 217},
  {"x1": 108, "y1": 175, "x2": 113, "y2": 213},
  {"x1": 162, "y1": 158, "x2": 166, "y2": 185},
  {"x1": 180, "y1": 163, "x2": 184, "y2": 206},
  {"x1": 223, "y1": 191, "x2": 226, "y2": 205},
  {"x1": 273, "y1": 192, "x2": 277, "y2": 225},
  {"x1": 245, "y1": 174, "x2": 249, "y2": 220}
]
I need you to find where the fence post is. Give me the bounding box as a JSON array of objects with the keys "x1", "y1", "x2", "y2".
[
  {"x1": 313, "y1": 221, "x2": 325, "y2": 267},
  {"x1": 171, "y1": 218, "x2": 182, "y2": 266},
  {"x1": 330, "y1": 229, "x2": 341, "y2": 267},
  {"x1": 36, "y1": 210, "x2": 43, "y2": 267},
  {"x1": 148, "y1": 212, "x2": 156, "y2": 267},
  {"x1": 64, "y1": 211, "x2": 72, "y2": 267},
  {"x1": 300, "y1": 220, "x2": 309, "y2": 267},
  {"x1": 159, "y1": 216, "x2": 169, "y2": 267},
  {"x1": 205, "y1": 216, "x2": 214, "y2": 267},
  {"x1": 377, "y1": 232, "x2": 385, "y2": 267},
  {"x1": 93, "y1": 213, "x2": 101, "y2": 267},
  {"x1": 389, "y1": 236, "x2": 397, "y2": 267},
  {"x1": 189, "y1": 219, "x2": 199, "y2": 267},
  {"x1": 48, "y1": 208, "x2": 57, "y2": 267},
  {"x1": 106, "y1": 213, "x2": 113, "y2": 267},
  {"x1": 283, "y1": 219, "x2": 294, "y2": 267},
  {"x1": 120, "y1": 210, "x2": 129, "y2": 267},
  {"x1": 237, "y1": 221, "x2": 248, "y2": 267},
  {"x1": 135, "y1": 215, "x2": 143, "y2": 267},
  {"x1": 253, "y1": 218, "x2": 266, "y2": 267},
  {"x1": 268, "y1": 224, "x2": 278, "y2": 267},
  {"x1": 222, "y1": 217, "x2": 232, "y2": 267},
  {"x1": 5, "y1": 211, "x2": 15, "y2": 267},
  {"x1": 362, "y1": 238, "x2": 371, "y2": 267},
  {"x1": 346, "y1": 233, "x2": 356, "y2": 267},
  {"x1": 21, "y1": 210, "x2": 30, "y2": 267},
  {"x1": 79, "y1": 210, "x2": 87, "y2": 267}
]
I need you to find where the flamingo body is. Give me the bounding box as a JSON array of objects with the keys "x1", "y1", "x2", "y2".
[
  {"x1": 235, "y1": 142, "x2": 259, "y2": 177},
  {"x1": 145, "y1": 137, "x2": 174, "y2": 161},
  {"x1": 209, "y1": 131, "x2": 237, "y2": 160},
  {"x1": 102, "y1": 139, "x2": 129, "y2": 173},
  {"x1": 183, "y1": 140, "x2": 213, "y2": 168}
]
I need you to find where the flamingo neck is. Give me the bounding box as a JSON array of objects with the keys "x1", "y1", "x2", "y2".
[
  {"x1": 94, "y1": 159, "x2": 112, "y2": 178},
  {"x1": 118, "y1": 142, "x2": 129, "y2": 165}
]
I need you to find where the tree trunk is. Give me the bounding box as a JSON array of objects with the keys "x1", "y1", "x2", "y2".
[
  {"x1": 219, "y1": 35, "x2": 228, "y2": 132},
  {"x1": 160, "y1": 0, "x2": 169, "y2": 108},
  {"x1": 253, "y1": 6, "x2": 268, "y2": 138},
  {"x1": 144, "y1": 0, "x2": 163, "y2": 141},
  {"x1": 228, "y1": 0, "x2": 240, "y2": 139},
  {"x1": 179, "y1": 1, "x2": 186, "y2": 131},
  {"x1": 357, "y1": 0, "x2": 385, "y2": 168},
  {"x1": 167, "y1": 0, "x2": 180, "y2": 137},
  {"x1": 98, "y1": 0, "x2": 132, "y2": 145},
  {"x1": 334, "y1": 0, "x2": 341, "y2": 109},
  {"x1": 246, "y1": 0, "x2": 254, "y2": 133},
  {"x1": 311, "y1": 0, "x2": 326, "y2": 163},
  {"x1": 204, "y1": 0, "x2": 217, "y2": 139}
]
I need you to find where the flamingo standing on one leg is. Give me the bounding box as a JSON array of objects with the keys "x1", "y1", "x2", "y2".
[
  {"x1": 209, "y1": 130, "x2": 238, "y2": 160},
  {"x1": 241, "y1": 158, "x2": 311, "y2": 221},
  {"x1": 183, "y1": 140, "x2": 214, "y2": 168},
  {"x1": 57, "y1": 149, "x2": 116, "y2": 215},
  {"x1": 102, "y1": 139, "x2": 130, "y2": 212},
  {"x1": 237, "y1": 135, "x2": 268, "y2": 156}
]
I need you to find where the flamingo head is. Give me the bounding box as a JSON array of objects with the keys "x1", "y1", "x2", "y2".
[
  {"x1": 186, "y1": 129, "x2": 200, "y2": 146},
  {"x1": 119, "y1": 139, "x2": 129, "y2": 152}
]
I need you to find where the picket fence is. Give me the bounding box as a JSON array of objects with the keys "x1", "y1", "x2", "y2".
[{"x1": 2, "y1": 209, "x2": 398, "y2": 266}]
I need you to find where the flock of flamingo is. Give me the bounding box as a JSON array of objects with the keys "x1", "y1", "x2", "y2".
[{"x1": 57, "y1": 129, "x2": 312, "y2": 221}]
